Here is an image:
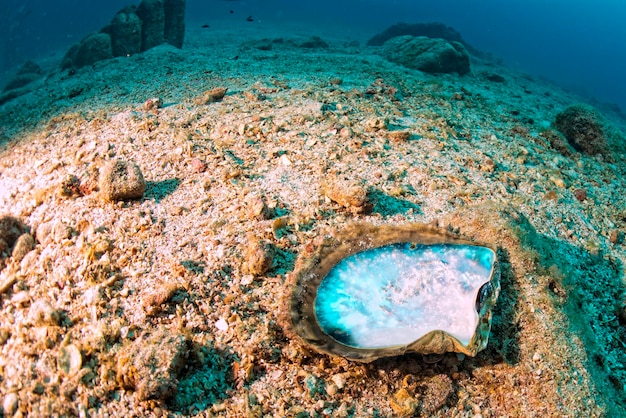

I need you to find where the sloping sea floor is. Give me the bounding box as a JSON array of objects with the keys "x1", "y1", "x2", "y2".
[{"x1": 1, "y1": 20, "x2": 626, "y2": 417}]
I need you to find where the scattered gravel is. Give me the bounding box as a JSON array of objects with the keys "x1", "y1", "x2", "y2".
[{"x1": 0, "y1": 20, "x2": 625, "y2": 417}]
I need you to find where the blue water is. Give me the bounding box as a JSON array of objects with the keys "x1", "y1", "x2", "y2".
[
  {"x1": 314, "y1": 243, "x2": 495, "y2": 348},
  {"x1": 1, "y1": 0, "x2": 625, "y2": 111}
]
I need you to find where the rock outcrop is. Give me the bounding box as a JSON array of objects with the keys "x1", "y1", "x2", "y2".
[
  {"x1": 74, "y1": 33, "x2": 114, "y2": 68},
  {"x1": 368, "y1": 22, "x2": 465, "y2": 47},
  {"x1": 368, "y1": 22, "x2": 484, "y2": 58},
  {"x1": 136, "y1": 0, "x2": 165, "y2": 51},
  {"x1": 2, "y1": 61, "x2": 43, "y2": 92},
  {"x1": 164, "y1": 0, "x2": 186, "y2": 48},
  {"x1": 61, "y1": 0, "x2": 186, "y2": 69},
  {"x1": 110, "y1": 6, "x2": 142, "y2": 57}
]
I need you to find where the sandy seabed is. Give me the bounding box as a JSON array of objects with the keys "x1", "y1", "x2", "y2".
[{"x1": 1, "y1": 19, "x2": 626, "y2": 417}]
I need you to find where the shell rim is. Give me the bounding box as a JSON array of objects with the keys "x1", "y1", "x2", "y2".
[{"x1": 286, "y1": 223, "x2": 501, "y2": 363}]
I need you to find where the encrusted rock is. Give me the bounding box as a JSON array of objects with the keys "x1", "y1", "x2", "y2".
[
  {"x1": 99, "y1": 159, "x2": 146, "y2": 202},
  {"x1": 195, "y1": 87, "x2": 227, "y2": 105},
  {"x1": 0, "y1": 216, "x2": 26, "y2": 252},
  {"x1": 60, "y1": 44, "x2": 80, "y2": 70},
  {"x1": 321, "y1": 177, "x2": 371, "y2": 214},
  {"x1": 299, "y1": 36, "x2": 329, "y2": 49},
  {"x1": 244, "y1": 194, "x2": 270, "y2": 220},
  {"x1": 0, "y1": 216, "x2": 29, "y2": 270},
  {"x1": 116, "y1": 327, "x2": 189, "y2": 400},
  {"x1": 74, "y1": 33, "x2": 114, "y2": 68},
  {"x1": 388, "y1": 130, "x2": 411, "y2": 142},
  {"x1": 2, "y1": 61, "x2": 43, "y2": 92},
  {"x1": 242, "y1": 234, "x2": 275, "y2": 276},
  {"x1": 28, "y1": 300, "x2": 61, "y2": 326},
  {"x1": 164, "y1": 0, "x2": 186, "y2": 48},
  {"x1": 11, "y1": 233, "x2": 34, "y2": 263},
  {"x1": 58, "y1": 344, "x2": 83, "y2": 376},
  {"x1": 368, "y1": 22, "x2": 466, "y2": 47},
  {"x1": 364, "y1": 117, "x2": 388, "y2": 132},
  {"x1": 540, "y1": 128, "x2": 575, "y2": 158},
  {"x1": 143, "y1": 96, "x2": 163, "y2": 111},
  {"x1": 190, "y1": 157, "x2": 207, "y2": 173},
  {"x1": 136, "y1": 0, "x2": 165, "y2": 51},
  {"x1": 110, "y1": 6, "x2": 142, "y2": 57},
  {"x1": 380, "y1": 35, "x2": 470, "y2": 75},
  {"x1": 554, "y1": 104, "x2": 610, "y2": 157},
  {"x1": 420, "y1": 374, "x2": 453, "y2": 415},
  {"x1": 390, "y1": 388, "x2": 419, "y2": 416},
  {"x1": 60, "y1": 0, "x2": 186, "y2": 70},
  {"x1": 36, "y1": 221, "x2": 73, "y2": 246}
]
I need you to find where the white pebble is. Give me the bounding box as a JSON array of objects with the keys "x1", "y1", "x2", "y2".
[
  {"x1": 3, "y1": 392, "x2": 18, "y2": 416},
  {"x1": 215, "y1": 318, "x2": 229, "y2": 331}
]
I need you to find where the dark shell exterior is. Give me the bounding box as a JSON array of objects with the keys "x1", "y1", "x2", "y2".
[{"x1": 285, "y1": 223, "x2": 500, "y2": 363}]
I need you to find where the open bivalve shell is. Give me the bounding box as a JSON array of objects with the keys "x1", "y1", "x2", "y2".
[{"x1": 286, "y1": 223, "x2": 500, "y2": 363}]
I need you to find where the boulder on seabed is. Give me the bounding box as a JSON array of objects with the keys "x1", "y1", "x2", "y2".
[
  {"x1": 110, "y1": 5, "x2": 142, "y2": 57},
  {"x1": 380, "y1": 35, "x2": 470, "y2": 75}
]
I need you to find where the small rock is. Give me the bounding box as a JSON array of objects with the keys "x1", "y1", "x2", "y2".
[
  {"x1": 339, "y1": 127, "x2": 353, "y2": 139},
  {"x1": 190, "y1": 157, "x2": 207, "y2": 173},
  {"x1": 299, "y1": 36, "x2": 329, "y2": 49},
  {"x1": 321, "y1": 177, "x2": 371, "y2": 215},
  {"x1": 482, "y1": 72, "x2": 505, "y2": 83},
  {"x1": 364, "y1": 118, "x2": 387, "y2": 132},
  {"x1": 195, "y1": 87, "x2": 227, "y2": 105},
  {"x1": 388, "y1": 130, "x2": 411, "y2": 142},
  {"x1": 420, "y1": 374, "x2": 453, "y2": 415},
  {"x1": 58, "y1": 344, "x2": 83, "y2": 376},
  {"x1": 3, "y1": 392, "x2": 18, "y2": 416},
  {"x1": 0, "y1": 216, "x2": 26, "y2": 251},
  {"x1": 116, "y1": 327, "x2": 189, "y2": 400},
  {"x1": 59, "y1": 174, "x2": 83, "y2": 197},
  {"x1": 0, "y1": 328, "x2": 9, "y2": 345},
  {"x1": 242, "y1": 234, "x2": 274, "y2": 276},
  {"x1": 141, "y1": 282, "x2": 181, "y2": 316},
  {"x1": 610, "y1": 230, "x2": 624, "y2": 244},
  {"x1": 28, "y1": 300, "x2": 61, "y2": 326},
  {"x1": 36, "y1": 221, "x2": 73, "y2": 246},
  {"x1": 389, "y1": 388, "x2": 418, "y2": 416},
  {"x1": 573, "y1": 188, "x2": 587, "y2": 202},
  {"x1": 99, "y1": 159, "x2": 146, "y2": 202},
  {"x1": 11, "y1": 233, "x2": 34, "y2": 263},
  {"x1": 331, "y1": 373, "x2": 346, "y2": 389},
  {"x1": 244, "y1": 194, "x2": 270, "y2": 220},
  {"x1": 143, "y1": 97, "x2": 163, "y2": 111},
  {"x1": 215, "y1": 318, "x2": 229, "y2": 331}
]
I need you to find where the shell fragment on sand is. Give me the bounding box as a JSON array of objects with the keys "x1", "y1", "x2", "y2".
[{"x1": 286, "y1": 223, "x2": 500, "y2": 362}]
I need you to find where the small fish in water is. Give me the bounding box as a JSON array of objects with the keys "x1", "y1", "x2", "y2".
[
  {"x1": 201, "y1": 24, "x2": 210, "y2": 28},
  {"x1": 230, "y1": 10, "x2": 234, "y2": 14},
  {"x1": 246, "y1": 16, "x2": 254, "y2": 22}
]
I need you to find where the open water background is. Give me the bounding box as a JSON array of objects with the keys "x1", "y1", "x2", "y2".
[{"x1": 1, "y1": 0, "x2": 624, "y2": 112}]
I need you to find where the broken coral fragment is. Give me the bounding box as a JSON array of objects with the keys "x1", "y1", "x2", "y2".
[{"x1": 286, "y1": 223, "x2": 500, "y2": 362}]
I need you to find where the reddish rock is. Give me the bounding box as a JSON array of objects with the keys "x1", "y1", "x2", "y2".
[{"x1": 190, "y1": 158, "x2": 208, "y2": 173}]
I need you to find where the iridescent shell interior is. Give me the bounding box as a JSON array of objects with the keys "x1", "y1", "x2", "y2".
[{"x1": 286, "y1": 223, "x2": 500, "y2": 363}]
